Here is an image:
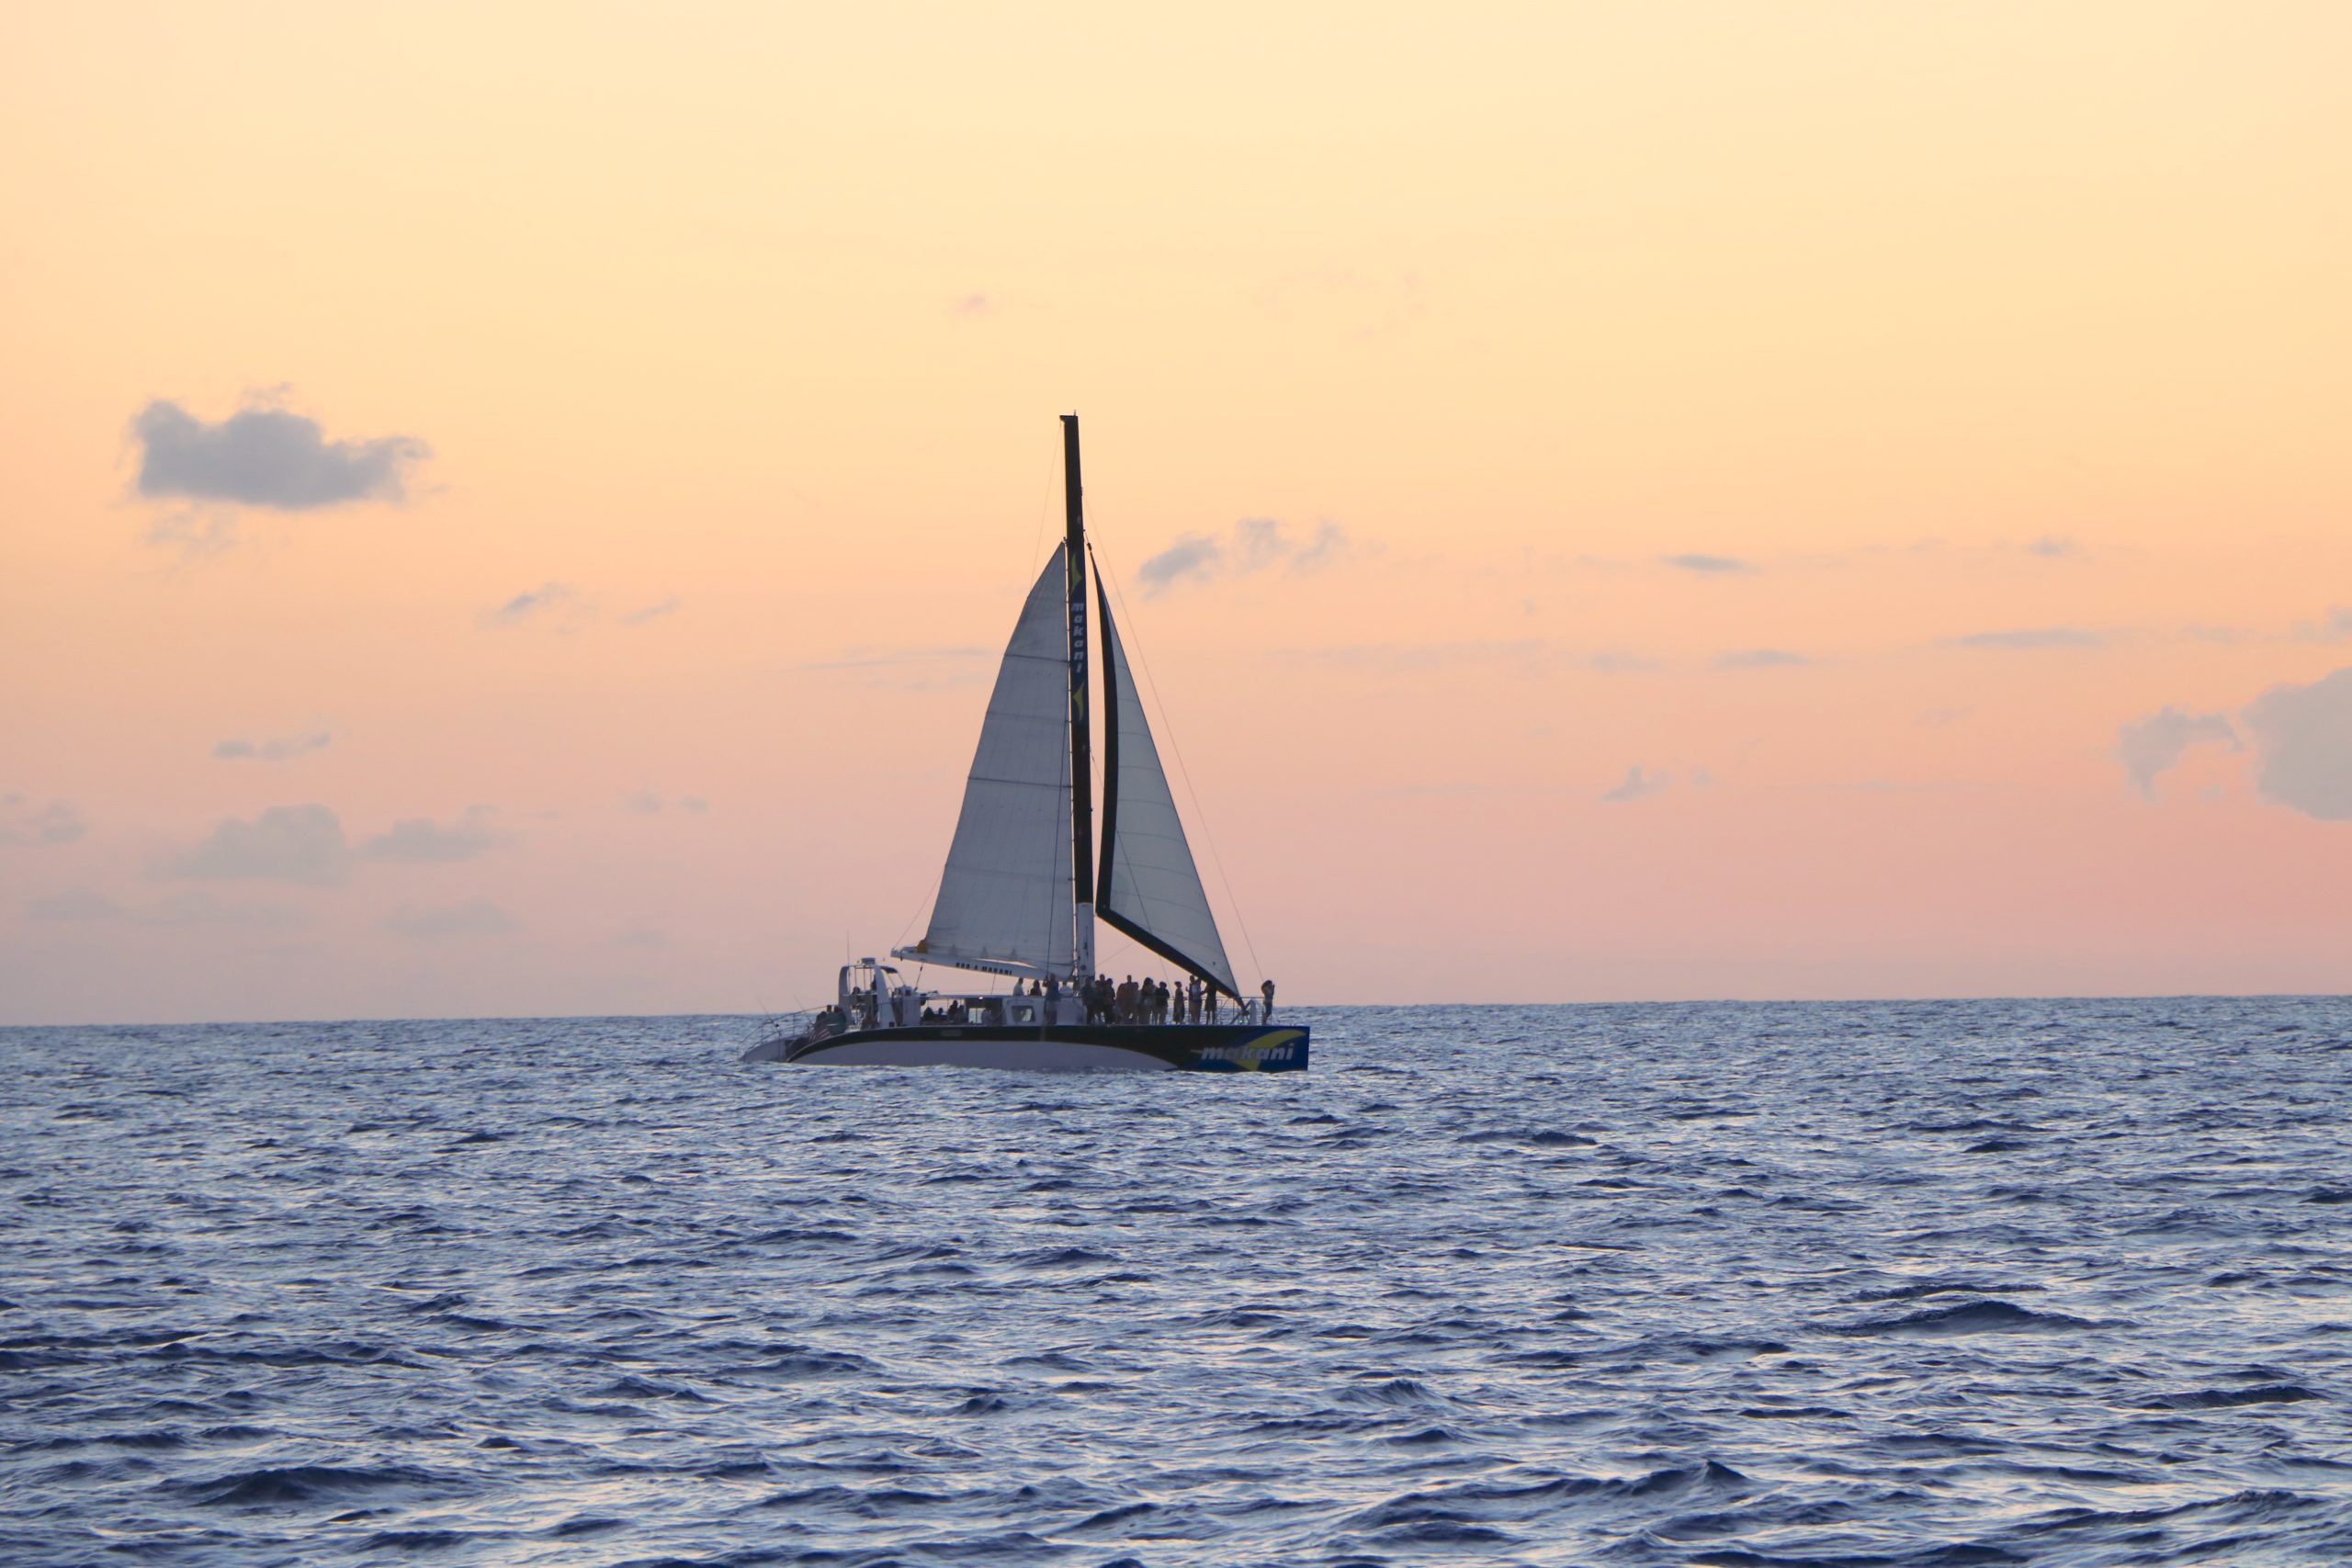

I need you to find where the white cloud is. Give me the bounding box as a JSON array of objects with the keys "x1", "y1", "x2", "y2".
[
  {"x1": 2292, "y1": 606, "x2": 2352, "y2": 644},
  {"x1": 132, "y1": 398, "x2": 426, "y2": 510},
  {"x1": 385, "y1": 897, "x2": 516, "y2": 939},
  {"x1": 481, "y1": 582, "x2": 578, "y2": 628},
  {"x1": 2114, "y1": 707, "x2": 2239, "y2": 800},
  {"x1": 1662, "y1": 553, "x2": 1750, "y2": 574},
  {"x1": 0, "y1": 795, "x2": 87, "y2": 846},
  {"x1": 619, "y1": 597, "x2": 680, "y2": 626},
  {"x1": 26, "y1": 887, "x2": 302, "y2": 928},
  {"x1": 215, "y1": 731, "x2": 333, "y2": 761},
  {"x1": 2245, "y1": 667, "x2": 2352, "y2": 820},
  {"x1": 1136, "y1": 518, "x2": 1356, "y2": 596},
  {"x1": 1947, "y1": 627, "x2": 2106, "y2": 649},
  {"x1": 622, "y1": 791, "x2": 708, "y2": 816},
  {"x1": 155, "y1": 805, "x2": 349, "y2": 885},
  {"x1": 362, "y1": 807, "x2": 508, "y2": 863},
  {"x1": 27, "y1": 888, "x2": 124, "y2": 921},
  {"x1": 1601, "y1": 765, "x2": 1671, "y2": 803},
  {"x1": 1136, "y1": 533, "x2": 1224, "y2": 593}
]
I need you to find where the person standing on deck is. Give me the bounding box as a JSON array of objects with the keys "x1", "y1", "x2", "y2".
[{"x1": 1261, "y1": 978, "x2": 1276, "y2": 1021}]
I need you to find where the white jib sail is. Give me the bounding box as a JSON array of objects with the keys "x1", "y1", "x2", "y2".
[
  {"x1": 1098, "y1": 597, "x2": 1240, "y2": 997},
  {"x1": 901, "y1": 547, "x2": 1076, "y2": 976}
]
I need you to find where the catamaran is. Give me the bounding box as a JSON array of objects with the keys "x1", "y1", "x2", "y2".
[{"x1": 744, "y1": 415, "x2": 1308, "y2": 1073}]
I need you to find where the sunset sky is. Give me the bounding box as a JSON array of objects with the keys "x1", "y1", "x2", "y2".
[{"x1": 5, "y1": 3, "x2": 2349, "y2": 1024}]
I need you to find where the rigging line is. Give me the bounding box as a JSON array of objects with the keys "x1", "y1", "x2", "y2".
[{"x1": 1091, "y1": 544, "x2": 1266, "y2": 993}]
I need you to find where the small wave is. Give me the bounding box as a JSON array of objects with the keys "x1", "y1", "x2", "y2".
[
  {"x1": 1007, "y1": 1246, "x2": 1117, "y2": 1268},
  {"x1": 1342, "y1": 1376, "x2": 1449, "y2": 1409},
  {"x1": 1852, "y1": 1278, "x2": 2046, "y2": 1303},
  {"x1": 1834, "y1": 1300, "x2": 2098, "y2": 1336},
  {"x1": 738, "y1": 1225, "x2": 858, "y2": 1246},
  {"x1": 1458, "y1": 1127, "x2": 1597, "y2": 1146},
  {"x1": 176, "y1": 1462, "x2": 459, "y2": 1507},
  {"x1": 737, "y1": 1348, "x2": 878, "y2": 1379},
  {"x1": 2143, "y1": 1383, "x2": 2320, "y2": 1409},
  {"x1": 600, "y1": 1374, "x2": 718, "y2": 1404}
]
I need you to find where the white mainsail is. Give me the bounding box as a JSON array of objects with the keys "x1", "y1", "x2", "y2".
[
  {"x1": 1096, "y1": 592, "x2": 1240, "y2": 996},
  {"x1": 896, "y1": 547, "x2": 1075, "y2": 977}
]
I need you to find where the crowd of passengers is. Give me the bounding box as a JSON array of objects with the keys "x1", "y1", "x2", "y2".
[
  {"x1": 1028, "y1": 972, "x2": 1274, "y2": 1025},
  {"x1": 1075, "y1": 973, "x2": 1198, "y2": 1024},
  {"x1": 806, "y1": 972, "x2": 1276, "y2": 1040},
  {"x1": 921, "y1": 976, "x2": 1210, "y2": 1024}
]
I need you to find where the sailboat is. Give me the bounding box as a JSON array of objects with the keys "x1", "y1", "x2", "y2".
[{"x1": 744, "y1": 415, "x2": 1308, "y2": 1073}]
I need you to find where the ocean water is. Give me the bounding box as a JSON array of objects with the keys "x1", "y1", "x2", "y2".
[{"x1": 5, "y1": 999, "x2": 2352, "y2": 1567}]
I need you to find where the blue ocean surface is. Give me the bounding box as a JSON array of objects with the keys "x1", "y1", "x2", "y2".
[{"x1": 5, "y1": 998, "x2": 2351, "y2": 1566}]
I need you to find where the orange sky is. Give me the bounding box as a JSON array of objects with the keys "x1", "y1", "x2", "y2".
[{"x1": 5, "y1": 3, "x2": 2349, "y2": 1023}]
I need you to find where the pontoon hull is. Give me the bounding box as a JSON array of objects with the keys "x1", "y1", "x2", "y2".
[{"x1": 752, "y1": 1023, "x2": 1308, "y2": 1073}]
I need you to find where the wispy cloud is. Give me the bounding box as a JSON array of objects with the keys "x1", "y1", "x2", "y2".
[
  {"x1": 787, "y1": 645, "x2": 988, "y2": 691},
  {"x1": 2292, "y1": 606, "x2": 2352, "y2": 644},
  {"x1": 1713, "y1": 649, "x2": 1812, "y2": 670},
  {"x1": 131, "y1": 397, "x2": 427, "y2": 511},
  {"x1": 1601, "y1": 765, "x2": 1671, "y2": 803},
  {"x1": 153, "y1": 804, "x2": 510, "y2": 885},
  {"x1": 1662, "y1": 553, "x2": 1750, "y2": 574},
  {"x1": 1294, "y1": 641, "x2": 1659, "y2": 678},
  {"x1": 618, "y1": 597, "x2": 681, "y2": 626},
  {"x1": 0, "y1": 794, "x2": 87, "y2": 846},
  {"x1": 2114, "y1": 707, "x2": 2239, "y2": 800},
  {"x1": 1136, "y1": 534, "x2": 1223, "y2": 592},
  {"x1": 481, "y1": 582, "x2": 578, "y2": 628},
  {"x1": 27, "y1": 886, "x2": 303, "y2": 929},
  {"x1": 215, "y1": 730, "x2": 333, "y2": 761},
  {"x1": 1946, "y1": 627, "x2": 2106, "y2": 650},
  {"x1": 27, "y1": 887, "x2": 123, "y2": 921},
  {"x1": 2026, "y1": 536, "x2": 2079, "y2": 558},
  {"x1": 385, "y1": 897, "x2": 516, "y2": 940},
  {"x1": 155, "y1": 805, "x2": 350, "y2": 886},
  {"x1": 623, "y1": 791, "x2": 708, "y2": 816},
  {"x1": 792, "y1": 644, "x2": 986, "y2": 671},
  {"x1": 145, "y1": 509, "x2": 242, "y2": 558},
  {"x1": 953, "y1": 292, "x2": 994, "y2": 317},
  {"x1": 1136, "y1": 517, "x2": 1357, "y2": 596},
  {"x1": 362, "y1": 807, "x2": 510, "y2": 863}
]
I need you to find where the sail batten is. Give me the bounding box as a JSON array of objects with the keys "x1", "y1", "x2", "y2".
[
  {"x1": 1095, "y1": 581, "x2": 1240, "y2": 997},
  {"x1": 907, "y1": 547, "x2": 1077, "y2": 975}
]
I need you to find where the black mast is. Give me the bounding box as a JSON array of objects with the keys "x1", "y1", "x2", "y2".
[{"x1": 1061, "y1": 414, "x2": 1095, "y2": 983}]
